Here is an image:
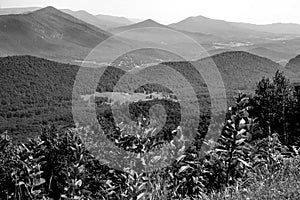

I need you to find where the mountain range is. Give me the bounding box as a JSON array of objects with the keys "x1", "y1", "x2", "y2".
[
  {"x1": 169, "y1": 15, "x2": 254, "y2": 38},
  {"x1": 169, "y1": 15, "x2": 300, "y2": 37},
  {"x1": 234, "y1": 22, "x2": 300, "y2": 35},
  {"x1": 0, "y1": 6, "x2": 113, "y2": 62},
  {"x1": 1, "y1": 6, "x2": 300, "y2": 138},
  {"x1": 61, "y1": 9, "x2": 134, "y2": 30},
  {"x1": 0, "y1": 6, "x2": 300, "y2": 65},
  {"x1": 2, "y1": 7, "x2": 300, "y2": 36},
  {"x1": 0, "y1": 7, "x2": 137, "y2": 30}
]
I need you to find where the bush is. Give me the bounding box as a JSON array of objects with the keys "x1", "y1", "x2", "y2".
[
  {"x1": 1, "y1": 71, "x2": 299, "y2": 199},
  {"x1": 255, "y1": 70, "x2": 298, "y2": 145}
]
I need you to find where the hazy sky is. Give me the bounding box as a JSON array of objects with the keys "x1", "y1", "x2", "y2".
[{"x1": 1, "y1": 0, "x2": 299, "y2": 25}]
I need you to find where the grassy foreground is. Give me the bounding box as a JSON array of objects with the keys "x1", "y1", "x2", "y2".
[{"x1": 207, "y1": 156, "x2": 300, "y2": 200}]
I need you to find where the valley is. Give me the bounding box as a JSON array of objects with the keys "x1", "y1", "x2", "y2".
[{"x1": 0, "y1": 4, "x2": 300, "y2": 199}]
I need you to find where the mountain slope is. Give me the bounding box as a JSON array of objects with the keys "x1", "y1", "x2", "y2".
[
  {"x1": 169, "y1": 15, "x2": 300, "y2": 39},
  {"x1": 169, "y1": 15, "x2": 256, "y2": 38},
  {"x1": 197, "y1": 51, "x2": 288, "y2": 90},
  {"x1": 1, "y1": 52, "x2": 299, "y2": 140},
  {"x1": 62, "y1": 9, "x2": 133, "y2": 30},
  {"x1": 0, "y1": 6, "x2": 111, "y2": 62},
  {"x1": 246, "y1": 47, "x2": 292, "y2": 64},
  {"x1": 0, "y1": 7, "x2": 134, "y2": 30},
  {"x1": 286, "y1": 54, "x2": 300, "y2": 74},
  {"x1": 0, "y1": 55, "x2": 79, "y2": 139},
  {"x1": 0, "y1": 55, "x2": 127, "y2": 140},
  {"x1": 234, "y1": 22, "x2": 300, "y2": 35},
  {"x1": 109, "y1": 19, "x2": 221, "y2": 60},
  {"x1": 110, "y1": 51, "x2": 298, "y2": 110},
  {"x1": 133, "y1": 51, "x2": 294, "y2": 94},
  {"x1": 111, "y1": 19, "x2": 167, "y2": 33},
  {"x1": 96, "y1": 13, "x2": 133, "y2": 27}
]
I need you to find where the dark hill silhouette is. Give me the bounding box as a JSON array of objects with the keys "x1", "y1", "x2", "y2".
[
  {"x1": 246, "y1": 47, "x2": 292, "y2": 64},
  {"x1": 198, "y1": 51, "x2": 293, "y2": 90},
  {"x1": 131, "y1": 51, "x2": 294, "y2": 95}
]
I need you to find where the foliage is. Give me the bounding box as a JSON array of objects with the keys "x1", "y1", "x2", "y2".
[
  {"x1": 255, "y1": 70, "x2": 300, "y2": 145},
  {"x1": 207, "y1": 156, "x2": 300, "y2": 200},
  {"x1": 1, "y1": 69, "x2": 300, "y2": 199}
]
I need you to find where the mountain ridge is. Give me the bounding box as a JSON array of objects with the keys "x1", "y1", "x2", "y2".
[
  {"x1": 0, "y1": 6, "x2": 111, "y2": 63},
  {"x1": 111, "y1": 19, "x2": 169, "y2": 33}
]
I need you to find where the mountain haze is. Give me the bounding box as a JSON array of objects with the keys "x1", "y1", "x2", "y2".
[
  {"x1": 234, "y1": 22, "x2": 300, "y2": 35},
  {"x1": 96, "y1": 13, "x2": 133, "y2": 26},
  {"x1": 0, "y1": 7, "x2": 40, "y2": 15},
  {"x1": 169, "y1": 15, "x2": 256, "y2": 38},
  {"x1": 0, "y1": 6, "x2": 111, "y2": 62},
  {"x1": 62, "y1": 9, "x2": 133, "y2": 30},
  {"x1": 111, "y1": 19, "x2": 168, "y2": 33}
]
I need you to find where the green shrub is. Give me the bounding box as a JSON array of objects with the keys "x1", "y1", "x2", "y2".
[{"x1": 1, "y1": 71, "x2": 299, "y2": 199}]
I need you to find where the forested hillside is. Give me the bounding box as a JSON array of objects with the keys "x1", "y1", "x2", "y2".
[{"x1": 1, "y1": 52, "x2": 299, "y2": 141}]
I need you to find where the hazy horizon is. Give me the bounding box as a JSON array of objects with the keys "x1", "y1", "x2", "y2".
[{"x1": 1, "y1": 0, "x2": 300, "y2": 25}]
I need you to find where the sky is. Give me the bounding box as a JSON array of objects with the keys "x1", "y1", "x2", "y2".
[{"x1": 0, "y1": 0, "x2": 299, "y2": 25}]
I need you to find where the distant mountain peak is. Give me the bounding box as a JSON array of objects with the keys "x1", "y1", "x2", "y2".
[
  {"x1": 34, "y1": 6, "x2": 60, "y2": 14},
  {"x1": 143, "y1": 19, "x2": 157, "y2": 23},
  {"x1": 192, "y1": 15, "x2": 210, "y2": 20},
  {"x1": 131, "y1": 19, "x2": 166, "y2": 28},
  {"x1": 0, "y1": 6, "x2": 111, "y2": 62},
  {"x1": 111, "y1": 18, "x2": 167, "y2": 33}
]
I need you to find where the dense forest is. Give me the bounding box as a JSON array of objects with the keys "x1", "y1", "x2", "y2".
[
  {"x1": 0, "y1": 56, "x2": 129, "y2": 140},
  {"x1": 0, "y1": 56, "x2": 79, "y2": 140},
  {"x1": 0, "y1": 53, "x2": 290, "y2": 142}
]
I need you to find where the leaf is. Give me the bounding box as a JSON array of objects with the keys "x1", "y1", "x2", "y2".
[
  {"x1": 70, "y1": 146, "x2": 76, "y2": 151},
  {"x1": 78, "y1": 165, "x2": 85, "y2": 173},
  {"x1": 137, "y1": 192, "x2": 145, "y2": 200},
  {"x1": 138, "y1": 182, "x2": 147, "y2": 190},
  {"x1": 17, "y1": 181, "x2": 25, "y2": 186},
  {"x1": 236, "y1": 138, "x2": 246, "y2": 145},
  {"x1": 33, "y1": 178, "x2": 46, "y2": 186},
  {"x1": 31, "y1": 189, "x2": 41, "y2": 195},
  {"x1": 106, "y1": 180, "x2": 114, "y2": 188},
  {"x1": 37, "y1": 141, "x2": 45, "y2": 147},
  {"x1": 75, "y1": 179, "x2": 83, "y2": 187},
  {"x1": 151, "y1": 155, "x2": 161, "y2": 163},
  {"x1": 237, "y1": 158, "x2": 251, "y2": 167},
  {"x1": 178, "y1": 165, "x2": 191, "y2": 173},
  {"x1": 176, "y1": 154, "x2": 186, "y2": 162},
  {"x1": 33, "y1": 171, "x2": 44, "y2": 177}
]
